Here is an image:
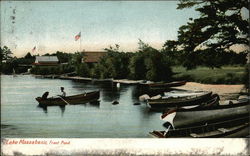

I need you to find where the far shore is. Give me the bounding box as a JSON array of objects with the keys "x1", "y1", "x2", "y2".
[
  {"x1": 2, "y1": 74, "x2": 247, "y2": 101},
  {"x1": 173, "y1": 82, "x2": 246, "y2": 101}
]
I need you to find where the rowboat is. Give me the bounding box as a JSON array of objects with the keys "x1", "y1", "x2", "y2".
[
  {"x1": 139, "y1": 81, "x2": 186, "y2": 88},
  {"x1": 147, "y1": 91, "x2": 213, "y2": 109},
  {"x1": 163, "y1": 90, "x2": 209, "y2": 98},
  {"x1": 161, "y1": 98, "x2": 250, "y2": 129},
  {"x1": 150, "y1": 115, "x2": 249, "y2": 138},
  {"x1": 36, "y1": 91, "x2": 100, "y2": 106}
]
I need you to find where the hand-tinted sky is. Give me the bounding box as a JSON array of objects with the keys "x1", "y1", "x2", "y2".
[{"x1": 1, "y1": 1, "x2": 201, "y2": 57}]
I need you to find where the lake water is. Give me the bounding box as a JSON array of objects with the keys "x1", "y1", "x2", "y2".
[{"x1": 1, "y1": 75, "x2": 165, "y2": 138}]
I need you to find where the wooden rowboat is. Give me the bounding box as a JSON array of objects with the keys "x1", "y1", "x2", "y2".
[
  {"x1": 137, "y1": 81, "x2": 186, "y2": 94},
  {"x1": 139, "y1": 81, "x2": 186, "y2": 88},
  {"x1": 150, "y1": 115, "x2": 249, "y2": 138},
  {"x1": 147, "y1": 91, "x2": 213, "y2": 109},
  {"x1": 36, "y1": 91, "x2": 100, "y2": 106},
  {"x1": 161, "y1": 98, "x2": 250, "y2": 129}
]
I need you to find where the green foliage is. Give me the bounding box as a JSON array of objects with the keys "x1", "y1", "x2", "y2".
[
  {"x1": 24, "y1": 52, "x2": 34, "y2": 59},
  {"x1": 129, "y1": 40, "x2": 173, "y2": 81},
  {"x1": 90, "y1": 64, "x2": 102, "y2": 78},
  {"x1": 90, "y1": 41, "x2": 173, "y2": 81},
  {"x1": 76, "y1": 63, "x2": 90, "y2": 77},
  {"x1": 30, "y1": 64, "x2": 74, "y2": 75},
  {"x1": 1, "y1": 62, "x2": 14, "y2": 74},
  {"x1": 168, "y1": 0, "x2": 249, "y2": 69},
  {"x1": 0, "y1": 46, "x2": 13, "y2": 61},
  {"x1": 91, "y1": 45, "x2": 132, "y2": 79},
  {"x1": 71, "y1": 52, "x2": 84, "y2": 66},
  {"x1": 173, "y1": 65, "x2": 245, "y2": 84},
  {"x1": 163, "y1": 40, "x2": 248, "y2": 69},
  {"x1": 129, "y1": 52, "x2": 146, "y2": 79},
  {"x1": 56, "y1": 51, "x2": 73, "y2": 63}
]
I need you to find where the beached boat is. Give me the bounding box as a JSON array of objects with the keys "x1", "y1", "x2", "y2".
[
  {"x1": 147, "y1": 91, "x2": 213, "y2": 109},
  {"x1": 161, "y1": 98, "x2": 250, "y2": 128},
  {"x1": 163, "y1": 90, "x2": 209, "y2": 98},
  {"x1": 139, "y1": 81, "x2": 186, "y2": 89},
  {"x1": 36, "y1": 91, "x2": 100, "y2": 106},
  {"x1": 150, "y1": 115, "x2": 249, "y2": 138}
]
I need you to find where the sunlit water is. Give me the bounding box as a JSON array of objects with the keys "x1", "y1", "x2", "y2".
[{"x1": 1, "y1": 75, "x2": 165, "y2": 138}]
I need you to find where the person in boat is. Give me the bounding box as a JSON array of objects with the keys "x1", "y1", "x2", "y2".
[
  {"x1": 42, "y1": 91, "x2": 49, "y2": 99},
  {"x1": 60, "y1": 87, "x2": 66, "y2": 97}
]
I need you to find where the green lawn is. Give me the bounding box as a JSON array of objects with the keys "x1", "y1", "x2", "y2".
[{"x1": 172, "y1": 65, "x2": 246, "y2": 84}]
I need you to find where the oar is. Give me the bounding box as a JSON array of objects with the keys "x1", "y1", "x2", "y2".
[{"x1": 57, "y1": 96, "x2": 70, "y2": 105}]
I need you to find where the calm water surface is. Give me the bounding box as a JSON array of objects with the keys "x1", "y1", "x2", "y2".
[{"x1": 1, "y1": 75, "x2": 165, "y2": 138}]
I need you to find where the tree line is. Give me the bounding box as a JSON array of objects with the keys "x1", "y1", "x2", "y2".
[
  {"x1": 0, "y1": 39, "x2": 248, "y2": 82},
  {"x1": 1, "y1": 0, "x2": 249, "y2": 83}
]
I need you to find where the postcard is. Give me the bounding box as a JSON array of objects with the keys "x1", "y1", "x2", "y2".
[{"x1": 1, "y1": 1, "x2": 249, "y2": 155}]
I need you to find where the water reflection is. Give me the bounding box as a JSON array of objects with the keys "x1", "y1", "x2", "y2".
[
  {"x1": 37, "y1": 101, "x2": 100, "y2": 115},
  {"x1": 37, "y1": 105, "x2": 66, "y2": 116},
  {"x1": 89, "y1": 100, "x2": 100, "y2": 107},
  {"x1": 2, "y1": 75, "x2": 166, "y2": 138}
]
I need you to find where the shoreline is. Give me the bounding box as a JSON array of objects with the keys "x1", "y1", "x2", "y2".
[
  {"x1": 2, "y1": 74, "x2": 247, "y2": 100},
  {"x1": 2, "y1": 73, "x2": 247, "y2": 85},
  {"x1": 173, "y1": 82, "x2": 246, "y2": 101}
]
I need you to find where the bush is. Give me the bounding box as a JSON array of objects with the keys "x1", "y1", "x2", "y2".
[{"x1": 76, "y1": 63, "x2": 90, "y2": 77}]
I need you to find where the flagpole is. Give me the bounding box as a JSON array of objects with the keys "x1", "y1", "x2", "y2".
[{"x1": 80, "y1": 32, "x2": 82, "y2": 52}]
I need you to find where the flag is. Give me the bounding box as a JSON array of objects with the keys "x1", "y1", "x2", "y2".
[
  {"x1": 75, "y1": 32, "x2": 81, "y2": 41},
  {"x1": 32, "y1": 46, "x2": 36, "y2": 52}
]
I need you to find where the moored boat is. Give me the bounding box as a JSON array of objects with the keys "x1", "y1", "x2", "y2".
[
  {"x1": 139, "y1": 81, "x2": 186, "y2": 90},
  {"x1": 163, "y1": 90, "x2": 209, "y2": 98},
  {"x1": 150, "y1": 115, "x2": 249, "y2": 138},
  {"x1": 36, "y1": 91, "x2": 100, "y2": 106},
  {"x1": 147, "y1": 91, "x2": 213, "y2": 109},
  {"x1": 161, "y1": 98, "x2": 250, "y2": 128}
]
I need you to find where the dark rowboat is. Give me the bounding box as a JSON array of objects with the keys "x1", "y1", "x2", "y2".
[
  {"x1": 161, "y1": 98, "x2": 250, "y2": 129},
  {"x1": 147, "y1": 91, "x2": 213, "y2": 109},
  {"x1": 140, "y1": 81, "x2": 186, "y2": 88},
  {"x1": 138, "y1": 81, "x2": 186, "y2": 92},
  {"x1": 150, "y1": 115, "x2": 249, "y2": 138},
  {"x1": 36, "y1": 91, "x2": 100, "y2": 106}
]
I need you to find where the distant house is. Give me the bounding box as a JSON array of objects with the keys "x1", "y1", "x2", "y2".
[
  {"x1": 82, "y1": 51, "x2": 107, "y2": 64},
  {"x1": 33, "y1": 56, "x2": 59, "y2": 67}
]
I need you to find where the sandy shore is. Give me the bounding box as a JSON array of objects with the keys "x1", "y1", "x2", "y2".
[{"x1": 173, "y1": 82, "x2": 246, "y2": 101}]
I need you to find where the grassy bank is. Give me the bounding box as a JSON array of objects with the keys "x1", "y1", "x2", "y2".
[{"x1": 172, "y1": 65, "x2": 245, "y2": 84}]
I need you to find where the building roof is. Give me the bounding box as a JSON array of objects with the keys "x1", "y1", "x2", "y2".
[
  {"x1": 35, "y1": 56, "x2": 59, "y2": 63},
  {"x1": 83, "y1": 51, "x2": 107, "y2": 63}
]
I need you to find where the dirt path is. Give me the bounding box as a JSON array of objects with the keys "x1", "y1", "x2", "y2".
[{"x1": 173, "y1": 82, "x2": 246, "y2": 101}]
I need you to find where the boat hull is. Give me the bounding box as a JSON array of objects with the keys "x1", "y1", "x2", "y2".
[
  {"x1": 171, "y1": 102, "x2": 250, "y2": 128},
  {"x1": 36, "y1": 91, "x2": 100, "y2": 106},
  {"x1": 150, "y1": 115, "x2": 250, "y2": 138},
  {"x1": 148, "y1": 92, "x2": 213, "y2": 109}
]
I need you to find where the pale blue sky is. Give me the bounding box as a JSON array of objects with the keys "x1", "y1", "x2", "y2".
[{"x1": 1, "y1": 1, "x2": 201, "y2": 57}]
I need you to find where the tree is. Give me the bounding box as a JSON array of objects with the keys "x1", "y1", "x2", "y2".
[
  {"x1": 56, "y1": 51, "x2": 72, "y2": 63},
  {"x1": 130, "y1": 40, "x2": 173, "y2": 81},
  {"x1": 0, "y1": 46, "x2": 13, "y2": 61},
  {"x1": 71, "y1": 52, "x2": 84, "y2": 66},
  {"x1": 24, "y1": 52, "x2": 33, "y2": 59},
  {"x1": 174, "y1": 0, "x2": 249, "y2": 69}
]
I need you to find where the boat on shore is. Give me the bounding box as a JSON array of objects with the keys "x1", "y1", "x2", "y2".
[
  {"x1": 139, "y1": 81, "x2": 186, "y2": 89},
  {"x1": 147, "y1": 91, "x2": 213, "y2": 109},
  {"x1": 137, "y1": 81, "x2": 187, "y2": 94},
  {"x1": 150, "y1": 115, "x2": 249, "y2": 138},
  {"x1": 35, "y1": 91, "x2": 100, "y2": 106},
  {"x1": 161, "y1": 98, "x2": 250, "y2": 128}
]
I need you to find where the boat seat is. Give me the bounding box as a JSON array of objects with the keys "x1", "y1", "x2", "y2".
[
  {"x1": 190, "y1": 133, "x2": 198, "y2": 138},
  {"x1": 218, "y1": 128, "x2": 229, "y2": 133}
]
